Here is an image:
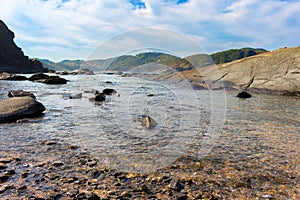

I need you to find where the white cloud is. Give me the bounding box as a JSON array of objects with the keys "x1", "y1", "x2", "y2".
[{"x1": 0, "y1": 0, "x2": 299, "y2": 61}]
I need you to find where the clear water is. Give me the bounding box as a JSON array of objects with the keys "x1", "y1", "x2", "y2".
[{"x1": 0, "y1": 74, "x2": 299, "y2": 173}]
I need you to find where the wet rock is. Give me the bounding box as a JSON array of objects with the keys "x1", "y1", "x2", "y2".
[
  {"x1": 237, "y1": 91, "x2": 252, "y2": 98},
  {"x1": 0, "y1": 184, "x2": 14, "y2": 194},
  {"x1": 69, "y1": 93, "x2": 82, "y2": 99},
  {"x1": 56, "y1": 71, "x2": 69, "y2": 75},
  {"x1": 169, "y1": 178, "x2": 183, "y2": 192},
  {"x1": 86, "y1": 192, "x2": 101, "y2": 200},
  {"x1": 89, "y1": 93, "x2": 106, "y2": 102},
  {"x1": 141, "y1": 184, "x2": 151, "y2": 194},
  {"x1": 147, "y1": 93, "x2": 154, "y2": 97},
  {"x1": 142, "y1": 116, "x2": 157, "y2": 129},
  {"x1": 102, "y1": 88, "x2": 119, "y2": 96},
  {"x1": 52, "y1": 161, "x2": 64, "y2": 167},
  {"x1": 105, "y1": 81, "x2": 113, "y2": 84},
  {"x1": 8, "y1": 90, "x2": 36, "y2": 99},
  {"x1": 120, "y1": 191, "x2": 132, "y2": 199},
  {"x1": 0, "y1": 158, "x2": 13, "y2": 164},
  {"x1": 29, "y1": 73, "x2": 49, "y2": 81},
  {"x1": 0, "y1": 97, "x2": 45, "y2": 123},
  {"x1": 0, "y1": 163, "x2": 8, "y2": 170},
  {"x1": 0, "y1": 72, "x2": 28, "y2": 80},
  {"x1": 191, "y1": 83, "x2": 205, "y2": 90},
  {"x1": 40, "y1": 76, "x2": 68, "y2": 84}
]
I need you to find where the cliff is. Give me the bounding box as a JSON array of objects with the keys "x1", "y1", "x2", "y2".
[{"x1": 0, "y1": 20, "x2": 47, "y2": 73}]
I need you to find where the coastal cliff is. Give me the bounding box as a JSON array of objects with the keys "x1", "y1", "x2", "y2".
[{"x1": 0, "y1": 20, "x2": 47, "y2": 73}]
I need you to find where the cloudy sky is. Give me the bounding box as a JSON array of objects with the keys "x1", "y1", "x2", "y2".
[{"x1": 0, "y1": 0, "x2": 299, "y2": 61}]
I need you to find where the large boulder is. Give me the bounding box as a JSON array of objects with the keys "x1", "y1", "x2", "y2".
[
  {"x1": 28, "y1": 73, "x2": 49, "y2": 81},
  {"x1": 0, "y1": 97, "x2": 45, "y2": 123},
  {"x1": 8, "y1": 90, "x2": 36, "y2": 99},
  {"x1": 0, "y1": 72, "x2": 28, "y2": 80},
  {"x1": 40, "y1": 76, "x2": 67, "y2": 84}
]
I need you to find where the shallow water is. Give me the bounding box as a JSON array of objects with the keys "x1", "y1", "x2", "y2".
[{"x1": 0, "y1": 74, "x2": 299, "y2": 175}]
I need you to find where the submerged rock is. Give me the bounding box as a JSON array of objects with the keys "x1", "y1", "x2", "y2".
[
  {"x1": 0, "y1": 97, "x2": 45, "y2": 123},
  {"x1": 0, "y1": 72, "x2": 28, "y2": 80},
  {"x1": 69, "y1": 93, "x2": 82, "y2": 99},
  {"x1": 8, "y1": 90, "x2": 36, "y2": 99},
  {"x1": 237, "y1": 91, "x2": 252, "y2": 98},
  {"x1": 142, "y1": 116, "x2": 157, "y2": 129},
  {"x1": 89, "y1": 93, "x2": 106, "y2": 102}
]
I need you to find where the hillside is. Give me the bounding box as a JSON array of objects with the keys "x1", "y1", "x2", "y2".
[
  {"x1": 210, "y1": 47, "x2": 268, "y2": 64},
  {"x1": 0, "y1": 20, "x2": 47, "y2": 73},
  {"x1": 164, "y1": 47, "x2": 300, "y2": 95},
  {"x1": 107, "y1": 52, "x2": 192, "y2": 72}
]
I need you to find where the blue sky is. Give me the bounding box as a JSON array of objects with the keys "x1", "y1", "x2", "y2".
[{"x1": 0, "y1": 0, "x2": 299, "y2": 61}]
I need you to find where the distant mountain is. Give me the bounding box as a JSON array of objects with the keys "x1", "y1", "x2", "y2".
[
  {"x1": 210, "y1": 47, "x2": 268, "y2": 64},
  {"x1": 107, "y1": 52, "x2": 192, "y2": 72},
  {"x1": 0, "y1": 20, "x2": 47, "y2": 73},
  {"x1": 39, "y1": 48, "x2": 268, "y2": 72}
]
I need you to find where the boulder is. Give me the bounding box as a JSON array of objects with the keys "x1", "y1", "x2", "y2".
[
  {"x1": 0, "y1": 72, "x2": 28, "y2": 81},
  {"x1": 28, "y1": 73, "x2": 49, "y2": 81},
  {"x1": 102, "y1": 88, "x2": 119, "y2": 96},
  {"x1": 8, "y1": 90, "x2": 36, "y2": 99},
  {"x1": 40, "y1": 76, "x2": 68, "y2": 84},
  {"x1": 142, "y1": 116, "x2": 157, "y2": 129},
  {"x1": 56, "y1": 71, "x2": 68, "y2": 75},
  {"x1": 89, "y1": 93, "x2": 106, "y2": 102},
  {"x1": 0, "y1": 97, "x2": 45, "y2": 123},
  {"x1": 237, "y1": 91, "x2": 252, "y2": 98}
]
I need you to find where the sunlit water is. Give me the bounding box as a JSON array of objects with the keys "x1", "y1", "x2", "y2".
[{"x1": 0, "y1": 74, "x2": 299, "y2": 173}]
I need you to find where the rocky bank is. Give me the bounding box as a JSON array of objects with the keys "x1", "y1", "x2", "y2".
[{"x1": 0, "y1": 20, "x2": 48, "y2": 73}]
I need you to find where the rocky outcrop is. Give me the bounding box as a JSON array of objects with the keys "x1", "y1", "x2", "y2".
[
  {"x1": 0, "y1": 72, "x2": 28, "y2": 80},
  {"x1": 28, "y1": 73, "x2": 67, "y2": 84},
  {"x1": 0, "y1": 20, "x2": 48, "y2": 73},
  {"x1": 0, "y1": 97, "x2": 45, "y2": 123},
  {"x1": 70, "y1": 69, "x2": 95, "y2": 75},
  {"x1": 142, "y1": 116, "x2": 157, "y2": 129},
  {"x1": 174, "y1": 46, "x2": 300, "y2": 95}
]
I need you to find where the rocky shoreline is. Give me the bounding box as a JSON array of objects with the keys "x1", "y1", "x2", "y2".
[{"x1": 1, "y1": 119, "x2": 299, "y2": 199}]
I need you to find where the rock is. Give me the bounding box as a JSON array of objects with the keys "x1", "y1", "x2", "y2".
[
  {"x1": 0, "y1": 72, "x2": 28, "y2": 80},
  {"x1": 142, "y1": 116, "x2": 157, "y2": 129},
  {"x1": 237, "y1": 91, "x2": 252, "y2": 98},
  {"x1": 71, "y1": 68, "x2": 95, "y2": 75},
  {"x1": 56, "y1": 71, "x2": 68, "y2": 75},
  {"x1": 169, "y1": 178, "x2": 183, "y2": 191},
  {"x1": 8, "y1": 90, "x2": 36, "y2": 99},
  {"x1": 147, "y1": 94, "x2": 154, "y2": 97},
  {"x1": 102, "y1": 88, "x2": 119, "y2": 96},
  {"x1": 191, "y1": 83, "x2": 205, "y2": 90},
  {"x1": 104, "y1": 81, "x2": 112, "y2": 84},
  {"x1": 69, "y1": 93, "x2": 82, "y2": 99},
  {"x1": 28, "y1": 73, "x2": 49, "y2": 81},
  {"x1": 0, "y1": 97, "x2": 45, "y2": 123},
  {"x1": 0, "y1": 163, "x2": 8, "y2": 170},
  {"x1": 95, "y1": 93, "x2": 106, "y2": 102},
  {"x1": 39, "y1": 76, "x2": 68, "y2": 84},
  {"x1": 0, "y1": 20, "x2": 48, "y2": 73}
]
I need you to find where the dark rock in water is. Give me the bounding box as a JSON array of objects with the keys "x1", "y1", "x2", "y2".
[
  {"x1": 8, "y1": 90, "x2": 36, "y2": 99},
  {"x1": 40, "y1": 76, "x2": 67, "y2": 84},
  {"x1": 0, "y1": 20, "x2": 48, "y2": 73},
  {"x1": 104, "y1": 81, "x2": 113, "y2": 84},
  {"x1": 0, "y1": 72, "x2": 28, "y2": 80},
  {"x1": 237, "y1": 91, "x2": 252, "y2": 98},
  {"x1": 93, "y1": 90, "x2": 100, "y2": 95},
  {"x1": 95, "y1": 93, "x2": 106, "y2": 102},
  {"x1": 0, "y1": 97, "x2": 45, "y2": 123},
  {"x1": 102, "y1": 88, "x2": 118, "y2": 96},
  {"x1": 28, "y1": 73, "x2": 49, "y2": 81},
  {"x1": 69, "y1": 93, "x2": 82, "y2": 99},
  {"x1": 71, "y1": 68, "x2": 95, "y2": 75},
  {"x1": 147, "y1": 94, "x2": 154, "y2": 97},
  {"x1": 142, "y1": 116, "x2": 157, "y2": 129},
  {"x1": 191, "y1": 83, "x2": 205, "y2": 90},
  {"x1": 56, "y1": 71, "x2": 68, "y2": 75}
]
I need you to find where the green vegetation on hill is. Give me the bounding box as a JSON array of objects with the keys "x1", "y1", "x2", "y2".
[
  {"x1": 210, "y1": 47, "x2": 268, "y2": 64},
  {"x1": 107, "y1": 52, "x2": 192, "y2": 71}
]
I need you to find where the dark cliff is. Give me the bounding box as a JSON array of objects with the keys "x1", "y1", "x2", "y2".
[{"x1": 0, "y1": 20, "x2": 48, "y2": 73}]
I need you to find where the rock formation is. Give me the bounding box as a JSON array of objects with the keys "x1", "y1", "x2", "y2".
[{"x1": 0, "y1": 20, "x2": 48, "y2": 73}]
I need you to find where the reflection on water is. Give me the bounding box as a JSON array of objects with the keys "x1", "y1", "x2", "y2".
[{"x1": 0, "y1": 74, "x2": 299, "y2": 173}]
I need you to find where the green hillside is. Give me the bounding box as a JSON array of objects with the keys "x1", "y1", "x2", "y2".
[
  {"x1": 107, "y1": 52, "x2": 192, "y2": 71},
  {"x1": 210, "y1": 47, "x2": 268, "y2": 64}
]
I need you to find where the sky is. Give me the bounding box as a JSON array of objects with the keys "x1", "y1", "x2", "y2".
[{"x1": 0, "y1": 0, "x2": 299, "y2": 61}]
